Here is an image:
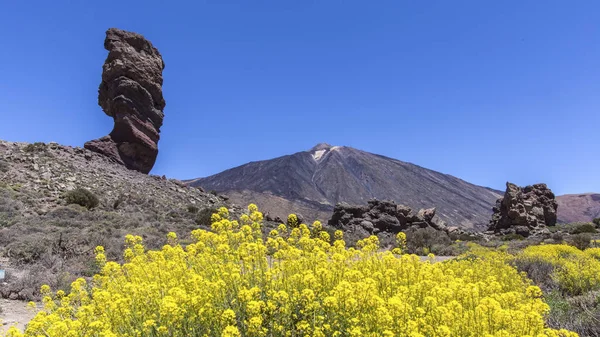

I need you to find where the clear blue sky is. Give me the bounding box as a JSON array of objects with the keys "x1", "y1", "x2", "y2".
[{"x1": 1, "y1": 1, "x2": 598, "y2": 195}]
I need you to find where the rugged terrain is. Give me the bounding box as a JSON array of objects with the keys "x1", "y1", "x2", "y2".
[
  {"x1": 188, "y1": 143, "x2": 504, "y2": 230},
  {"x1": 0, "y1": 140, "x2": 231, "y2": 300},
  {"x1": 556, "y1": 193, "x2": 600, "y2": 223},
  {"x1": 489, "y1": 182, "x2": 558, "y2": 237}
]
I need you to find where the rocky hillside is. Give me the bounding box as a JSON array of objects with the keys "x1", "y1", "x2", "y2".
[
  {"x1": 0, "y1": 140, "x2": 232, "y2": 300},
  {"x1": 556, "y1": 193, "x2": 600, "y2": 223},
  {"x1": 188, "y1": 143, "x2": 504, "y2": 230}
]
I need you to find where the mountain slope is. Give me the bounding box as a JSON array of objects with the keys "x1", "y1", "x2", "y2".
[
  {"x1": 556, "y1": 193, "x2": 600, "y2": 223},
  {"x1": 188, "y1": 144, "x2": 504, "y2": 229},
  {"x1": 0, "y1": 140, "x2": 231, "y2": 300}
]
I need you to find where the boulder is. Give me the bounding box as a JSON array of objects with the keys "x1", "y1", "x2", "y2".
[
  {"x1": 396, "y1": 204, "x2": 412, "y2": 216},
  {"x1": 488, "y1": 182, "x2": 558, "y2": 237},
  {"x1": 85, "y1": 28, "x2": 166, "y2": 174},
  {"x1": 328, "y1": 199, "x2": 443, "y2": 235},
  {"x1": 418, "y1": 207, "x2": 436, "y2": 222}
]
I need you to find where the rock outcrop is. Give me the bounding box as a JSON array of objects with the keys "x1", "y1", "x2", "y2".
[
  {"x1": 488, "y1": 182, "x2": 558, "y2": 237},
  {"x1": 85, "y1": 28, "x2": 166, "y2": 174},
  {"x1": 328, "y1": 199, "x2": 446, "y2": 237}
]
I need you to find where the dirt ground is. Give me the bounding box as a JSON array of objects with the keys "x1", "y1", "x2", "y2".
[
  {"x1": 0, "y1": 299, "x2": 38, "y2": 333},
  {"x1": 419, "y1": 255, "x2": 454, "y2": 263}
]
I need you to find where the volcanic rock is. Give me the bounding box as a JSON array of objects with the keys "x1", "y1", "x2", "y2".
[
  {"x1": 328, "y1": 199, "x2": 445, "y2": 235},
  {"x1": 84, "y1": 28, "x2": 166, "y2": 174},
  {"x1": 488, "y1": 182, "x2": 558, "y2": 237}
]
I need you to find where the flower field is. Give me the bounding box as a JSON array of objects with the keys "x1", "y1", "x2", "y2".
[
  {"x1": 515, "y1": 244, "x2": 600, "y2": 296},
  {"x1": 2, "y1": 206, "x2": 580, "y2": 336}
]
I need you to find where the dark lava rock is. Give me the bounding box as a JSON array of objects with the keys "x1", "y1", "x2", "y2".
[
  {"x1": 85, "y1": 28, "x2": 166, "y2": 174},
  {"x1": 328, "y1": 199, "x2": 444, "y2": 234},
  {"x1": 488, "y1": 182, "x2": 558, "y2": 237}
]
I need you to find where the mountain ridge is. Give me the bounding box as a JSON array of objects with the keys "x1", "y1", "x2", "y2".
[
  {"x1": 188, "y1": 144, "x2": 600, "y2": 228},
  {"x1": 188, "y1": 144, "x2": 505, "y2": 229}
]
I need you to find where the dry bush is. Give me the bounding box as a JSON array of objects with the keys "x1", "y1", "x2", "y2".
[
  {"x1": 551, "y1": 232, "x2": 565, "y2": 243},
  {"x1": 0, "y1": 200, "x2": 207, "y2": 301},
  {"x1": 195, "y1": 207, "x2": 218, "y2": 227},
  {"x1": 404, "y1": 227, "x2": 454, "y2": 255},
  {"x1": 0, "y1": 159, "x2": 9, "y2": 173},
  {"x1": 571, "y1": 223, "x2": 598, "y2": 234},
  {"x1": 545, "y1": 290, "x2": 600, "y2": 337},
  {"x1": 22, "y1": 142, "x2": 47, "y2": 153},
  {"x1": 571, "y1": 233, "x2": 592, "y2": 250},
  {"x1": 64, "y1": 188, "x2": 99, "y2": 210},
  {"x1": 514, "y1": 258, "x2": 558, "y2": 292}
]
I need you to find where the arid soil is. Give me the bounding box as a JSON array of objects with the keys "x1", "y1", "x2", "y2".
[{"x1": 0, "y1": 299, "x2": 38, "y2": 333}]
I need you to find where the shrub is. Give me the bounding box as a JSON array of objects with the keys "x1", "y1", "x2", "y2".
[
  {"x1": 513, "y1": 258, "x2": 557, "y2": 292},
  {"x1": 571, "y1": 233, "x2": 592, "y2": 250},
  {"x1": 551, "y1": 232, "x2": 564, "y2": 243},
  {"x1": 570, "y1": 223, "x2": 597, "y2": 234},
  {"x1": 449, "y1": 232, "x2": 479, "y2": 242},
  {"x1": 187, "y1": 204, "x2": 199, "y2": 214},
  {"x1": 4, "y1": 205, "x2": 577, "y2": 337},
  {"x1": 593, "y1": 218, "x2": 600, "y2": 227},
  {"x1": 501, "y1": 233, "x2": 525, "y2": 241},
  {"x1": 0, "y1": 160, "x2": 8, "y2": 173},
  {"x1": 112, "y1": 194, "x2": 126, "y2": 210},
  {"x1": 23, "y1": 142, "x2": 46, "y2": 153},
  {"x1": 543, "y1": 289, "x2": 600, "y2": 337},
  {"x1": 287, "y1": 213, "x2": 299, "y2": 228},
  {"x1": 404, "y1": 227, "x2": 452, "y2": 255},
  {"x1": 195, "y1": 207, "x2": 217, "y2": 227},
  {"x1": 63, "y1": 188, "x2": 99, "y2": 210}
]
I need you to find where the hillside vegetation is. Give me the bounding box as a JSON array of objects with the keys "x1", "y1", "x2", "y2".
[
  {"x1": 0, "y1": 140, "x2": 231, "y2": 300},
  {"x1": 2, "y1": 141, "x2": 600, "y2": 336},
  {"x1": 1, "y1": 205, "x2": 584, "y2": 337}
]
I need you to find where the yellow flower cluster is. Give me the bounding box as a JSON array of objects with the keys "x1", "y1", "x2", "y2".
[
  {"x1": 3, "y1": 206, "x2": 576, "y2": 337},
  {"x1": 516, "y1": 244, "x2": 600, "y2": 295}
]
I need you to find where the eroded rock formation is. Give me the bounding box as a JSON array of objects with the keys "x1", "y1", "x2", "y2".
[
  {"x1": 328, "y1": 199, "x2": 446, "y2": 237},
  {"x1": 488, "y1": 182, "x2": 558, "y2": 237},
  {"x1": 84, "y1": 28, "x2": 166, "y2": 174}
]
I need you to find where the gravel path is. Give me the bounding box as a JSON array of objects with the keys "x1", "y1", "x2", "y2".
[
  {"x1": 0, "y1": 299, "x2": 38, "y2": 333},
  {"x1": 419, "y1": 255, "x2": 455, "y2": 263}
]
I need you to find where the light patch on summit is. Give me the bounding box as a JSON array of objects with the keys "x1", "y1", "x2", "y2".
[{"x1": 312, "y1": 149, "x2": 326, "y2": 161}]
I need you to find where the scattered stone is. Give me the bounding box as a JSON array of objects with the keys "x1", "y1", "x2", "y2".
[
  {"x1": 84, "y1": 28, "x2": 166, "y2": 174},
  {"x1": 488, "y1": 182, "x2": 558, "y2": 237}
]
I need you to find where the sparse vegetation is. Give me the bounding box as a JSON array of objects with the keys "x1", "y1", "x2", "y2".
[
  {"x1": 571, "y1": 233, "x2": 592, "y2": 250},
  {"x1": 551, "y1": 232, "x2": 565, "y2": 243},
  {"x1": 186, "y1": 204, "x2": 199, "y2": 214},
  {"x1": 22, "y1": 142, "x2": 46, "y2": 153},
  {"x1": 501, "y1": 233, "x2": 526, "y2": 241},
  {"x1": 112, "y1": 194, "x2": 126, "y2": 210},
  {"x1": 571, "y1": 223, "x2": 597, "y2": 234},
  {"x1": 403, "y1": 226, "x2": 464, "y2": 256},
  {"x1": 0, "y1": 159, "x2": 8, "y2": 173},
  {"x1": 63, "y1": 188, "x2": 99, "y2": 210},
  {"x1": 545, "y1": 290, "x2": 600, "y2": 337},
  {"x1": 195, "y1": 207, "x2": 217, "y2": 226},
  {"x1": 3, "y1": 206, "x2": 579, "y2": 337}
]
